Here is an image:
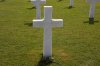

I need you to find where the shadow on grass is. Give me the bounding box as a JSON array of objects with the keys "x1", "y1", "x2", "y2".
[
  {"x1": 24, "y1": 22, "x2": 33, "y2": 26},
  {"x1": 84, "y1": 20, "x2": 99, "y2": 24},
  {"x1": 36, "y1": 56, "x2": 52, "y2": 66},
  {"x1": 57, "y1": 0, "x2": 62, "y2": 2},
  {"x1": 0, "y1": 0, "x2": 5, "y2": 2},
  {"x1": 28, "y1": 0, "x2": 31, "y2": 2},
  {"x1": 27, "y1": 6, "x2": 36, "y2": 10},
  {"x1": 64, "y1": 6, "x2": 74, "y2": 9}
]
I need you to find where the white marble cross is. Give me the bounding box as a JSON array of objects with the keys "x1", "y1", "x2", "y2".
[
  {"x1": 31, "y1": 0, "x2": 46, "y2": 19},
  {"x1": 33, "y1": 6, "x2": 63, "y2": 58},
  {"x1": 70, "y1": 0, "x2": 74, "y2": 7},
  {"x1": 86, "y1": 0, "x2": 100, "y2": 19}
]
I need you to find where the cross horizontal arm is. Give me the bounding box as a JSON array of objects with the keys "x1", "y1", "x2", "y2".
[
  {"x1": 52, "y1": 19, "x2": 63, "y2": 27},
  {"x1": 31, "y1": 0, "x2": 46, "y2": 4},
  {"x1": 86, "y1": 0, "x2": 100, "y2": 3},
  {"x1": 41, "y1": 0, "x2": 46, "y2": 4},
  {"x1": 33, "y1": 19, "x2": 44, "y2": 28}
]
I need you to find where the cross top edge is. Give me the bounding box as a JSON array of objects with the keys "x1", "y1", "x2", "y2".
[{"x1": 44, "y1": 6, "x2": 52, "y2": 8}]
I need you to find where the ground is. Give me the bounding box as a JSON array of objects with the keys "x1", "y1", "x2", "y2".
[{"x1": 0, "y1": 0, "x2": 100, "y2": 66}]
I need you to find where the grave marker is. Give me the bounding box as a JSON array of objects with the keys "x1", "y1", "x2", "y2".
[
  {"x1": 33, "y1": 6, "x2": 63, "y2": 60},
  {"x1": 86, "y1": 0, "x2": 100, "y2": 23},
  {"x1": 31, "y1": 0, "x2": 46, "y2": 19},
  {"x1": 69, "y1": 0, "x2": 74, "y2": 8}
]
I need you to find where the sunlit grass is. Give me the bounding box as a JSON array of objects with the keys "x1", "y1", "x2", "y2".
[{"x1": 0, "y1": 0, "x2": 100, "y2": 66}]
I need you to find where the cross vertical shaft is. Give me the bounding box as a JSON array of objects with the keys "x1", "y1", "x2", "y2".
[
  {"x1": 89, "y1": 2, "x2": 95, "y2": 18},
  {"x1": 86, "y1": 0, "x2": 100, "y2": 21},
  {"x1": 70, "y1": 0, "x2": 74, "y2": 7},
  {"x1": 36, "y1": 1, "x2": 41, "y2": 19},
  {"x1": 43, "y1": 6, "x2": 52, "y2": 57},
  {"x1": 31, "y1": 0, "x2": 46, "y2": 19}
]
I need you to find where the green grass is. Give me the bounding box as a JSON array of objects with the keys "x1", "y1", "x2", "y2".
[{"x1": 0, "y1": 0, "x2": 100, "y2": 66}]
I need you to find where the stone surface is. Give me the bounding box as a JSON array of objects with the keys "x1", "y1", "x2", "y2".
[
  {"x1": 33, "y1": 6, "x2": 63, "y2": 58},
  {"x1": 86, "y1": 0, "x2": 100, "y2": 3},
  {"x1": 70, "y1": 0, "x2": 74, "y2": 7},
  {"x1": 31, "y1": 0, "x2": 46, "y2": 19},
  {"x1": 86, "y1": 0, "x2": 100, "y2": 22},
  {"x1": 89, "y1": 2, "x2": 95, "y2": 18}
]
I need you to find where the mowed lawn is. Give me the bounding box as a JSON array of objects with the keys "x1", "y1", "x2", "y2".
[{"x1": 0, "y1": 0, "x2": 100, "y2": 66}]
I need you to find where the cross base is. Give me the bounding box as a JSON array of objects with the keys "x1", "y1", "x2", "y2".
[
  {"x1": 89, "y1": 18, "x2": 94, "y2": 24},
  {"x1": 69, "y1": 6, "x2": 73, "y2": 9},
  {"x1": 41, "y1": 56, "x2": 54, "y2": 63}
]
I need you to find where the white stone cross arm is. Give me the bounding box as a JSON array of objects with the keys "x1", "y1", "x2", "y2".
[
  {"x1": 33, "y1": 6, "x2": 63, "y2": 28},
  {"x1": 86, "y1": 0, "x2": 100, "y2": 3},
  {"x1": 33, "y1": 19, "x2": 63, "y2": 28},
  {"x1": 33, "y1": 19, "x2": 44, "y2": 28},
  {"x1": 31, "y1": 0, "x2": 46, "y2": 4},
  {"x1": 52, "y1": 19, "x2": 63, "y2": 27},
  {"x1": 33, "y1": 6, "x2": 63, "y2": 58}
]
